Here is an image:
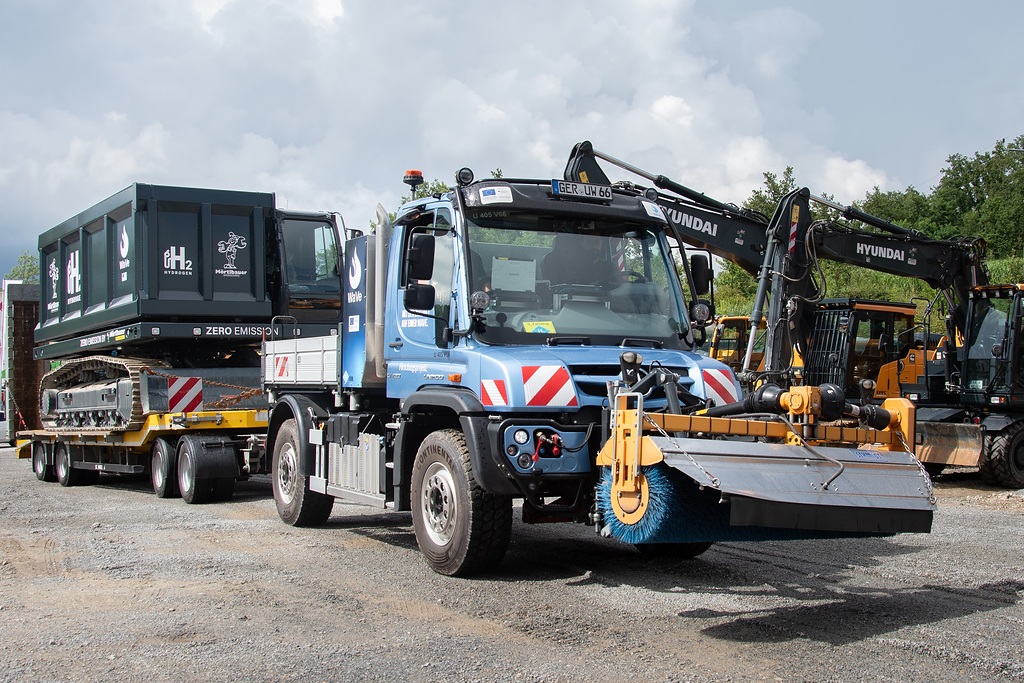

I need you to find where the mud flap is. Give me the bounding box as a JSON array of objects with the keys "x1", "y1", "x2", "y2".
[{"x1": 654, "y1": 437, "x2": 935, "y2": 541}]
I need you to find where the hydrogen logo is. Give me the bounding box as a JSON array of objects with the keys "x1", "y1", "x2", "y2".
[
  {"x1": 163, "y1": 246, "x2": 193, "y2": 275},
  {"x1": 66, "y1": 251, "x2": 81, "y2": 295}
]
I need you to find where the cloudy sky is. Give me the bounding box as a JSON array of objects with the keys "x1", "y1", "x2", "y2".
[{"x1": 2, "y1": 0, "x2": 1021, "y2": 278}]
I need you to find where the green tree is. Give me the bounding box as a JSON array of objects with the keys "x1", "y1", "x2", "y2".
[
  {"x1": 928, "y1": 135, "x2": 1024, "y2": 257},
  {"x1": 4, "y1": 251, "x2": 38, "y2": 283}
]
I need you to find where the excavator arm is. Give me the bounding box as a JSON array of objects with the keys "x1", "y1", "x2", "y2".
[{"x1": 563, "y1": 141, "x2": 990, "y2": 394}]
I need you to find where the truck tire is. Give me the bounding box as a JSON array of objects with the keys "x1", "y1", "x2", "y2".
[
  {"x1": 177, "y1": 437, "x2": 213, "y2": 504},
  {"x1": 980, "y1": 422, "x2": 1024, "y2": 489},
  {"x1": 32, "y1": 441, "x2": 56, "y2": 482},
  {"x1": 54, "y1": 442, "x2": 83, "y2": 487},
  {"x1": 151, "y1": 438, "x2": 179, "y2": 498},
  {"x1": 410, "y1": 429, "x2": 512, "y2": 576},
  {"x1": 272, "y1": 419, "x2": 333, "y2": 526}
]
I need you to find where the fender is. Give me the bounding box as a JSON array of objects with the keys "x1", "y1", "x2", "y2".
[
  {"x1": 981, "y1": 412, "x2": 1023, "y2": 434},
  {"x1": 394, "y1": 387, "x2": 519, "y2": 509},
  {"x1": 268, "y1": 394, "x2": 330, "y2": 477}
]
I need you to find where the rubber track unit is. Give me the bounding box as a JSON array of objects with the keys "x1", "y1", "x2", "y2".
[{"x1": 40, "y1": 356, "x2": 168, "y2": 432}]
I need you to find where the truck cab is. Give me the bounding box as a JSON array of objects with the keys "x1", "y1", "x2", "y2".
[
  {"x1": 368, "y1": 174, "x2": 737, "y2": 512},
  {"x1": 264, "y1": 170, "x2": 744, "y2": 573}
]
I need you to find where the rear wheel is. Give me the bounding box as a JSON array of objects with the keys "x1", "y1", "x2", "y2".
[
  {"x1": 272, "y1": 419, "x2": 333, "y2": 525},
  {"x1": 54, "y1": 442, "x2": 82, "y2": 487},
  {"x1": 410, "y1": 429, "x2": 512, "y2": 576},
  {"x1": 177, "y1": 437, "x2": 213, "y2": 504},
  {"x1": 980, "y1": 423, "x2": 1024, "y2": 489},
  {"x1": 151, "y1": 438, "x2": 178, "y2": 498},
  {"x1": 32, "y1": 441, "x2": 56, "y2": 482}
]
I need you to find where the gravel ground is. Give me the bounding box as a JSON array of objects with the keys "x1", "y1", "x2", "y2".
[{"x1": 1, "y1": 449, "x2": 1022, "y2": 683}]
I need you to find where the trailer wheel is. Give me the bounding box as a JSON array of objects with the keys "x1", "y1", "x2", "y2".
[
  {"x1": 272, "y1": 419, "x2": 333, "y2": 526},
  {"x1": 151, "y1": 438, "x2": 179, "y2": 498},
  {"x1": 54, "y1": 442, "x2": 82, "y2": 487},
  {"x1": 981, "y1": 422, "x2": 1024, "y2": 489},
  {"x1": 32, "y1": 441, "x2": 56, "y2": 482},
  {"x1": 410, "y1": 429, "x2": 512, "y2": 576},
  {"x1": 177, "y1": 436, "x2": 213, "y2": 504}
]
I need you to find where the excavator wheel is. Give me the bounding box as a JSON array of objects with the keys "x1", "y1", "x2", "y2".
[{"x1": 980, "y1": 422, "x2": 1024, "y2": 489}]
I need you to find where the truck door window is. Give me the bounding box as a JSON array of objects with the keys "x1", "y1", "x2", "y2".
[{"x1": 402, "y1": 208, "x2": 455, "y2": 348}]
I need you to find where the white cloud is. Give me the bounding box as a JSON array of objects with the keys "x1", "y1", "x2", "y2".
[{"x1": 817, "y1": 156, "x2": 891, "y2": 204}]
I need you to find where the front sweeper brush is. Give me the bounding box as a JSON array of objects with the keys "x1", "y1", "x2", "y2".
[{"x1": 594, "y1": 381, "x2": 935, "y2": 553}]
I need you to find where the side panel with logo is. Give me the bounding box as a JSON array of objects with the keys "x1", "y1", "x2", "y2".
[
  {"x1": 342, "y1": 235, "x2": 370, "y2": 388},
  {"x1": 62, "y1": 235, "x2": 83, "y2": 319},
  {"x1": 212, "y1": 208, "x2": 258, "y2": 300},
  {"x1": 111, "y1": 206, "x2": 135, "y2": 305},
  {"x1": 41, "y1": 248, "x2": 61, "y2": 330},
  {"x1": 156, "y1": 201, "x2": 201, "y2": 300}
]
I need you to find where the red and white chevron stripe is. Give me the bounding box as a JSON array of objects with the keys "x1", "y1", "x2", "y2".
[
  {"x1": 522, "y1": 365, "x2": 578, "y2": 407},
  {"x1": 702, "y1": 368, "x2": 738, "y2": 408},
  {"x1": 480, "y1": 379, "x2": 508, "y2": 407},
  {"x1": 168, "y1": 377, "x2": 204, "y2": 413}
]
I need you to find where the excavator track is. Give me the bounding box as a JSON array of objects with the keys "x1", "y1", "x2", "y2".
[{"x1": 39, "y1": 356, "x2": 169, "y2": 432}]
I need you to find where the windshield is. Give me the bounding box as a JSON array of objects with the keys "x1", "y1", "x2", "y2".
[
  {"x1": 465, "y1": 213, "x2": 690, "y2": 348},
  {"x1": 964, "y1": 297, "x2": 1011, "y2": 392}
]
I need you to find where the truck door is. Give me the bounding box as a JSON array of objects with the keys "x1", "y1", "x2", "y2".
[
  {"x1": 279, "y1": 217, "x2": 343, "y2": 323},
  {"x1": 397, "y1": 207, "x2": 455, "y2": 349},
  {"x1": 385, "y1": 206, "x2": 462, "y2": 397}
]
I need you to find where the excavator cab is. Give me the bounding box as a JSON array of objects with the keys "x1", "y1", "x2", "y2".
[
  {"x1": 804, "y1": 299, "x2": 916, "y2": 402},
  {"x1": 960, "y1": 285, "x2": 1024, "y2": 408}
]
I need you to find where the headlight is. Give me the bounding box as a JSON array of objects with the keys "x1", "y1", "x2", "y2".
[
  {"x1": 690, "y1": 301, "x2": 711, "y2": 325},
  {"x1": 513, "y1": 429, "x2": 530, "y2": 445}
]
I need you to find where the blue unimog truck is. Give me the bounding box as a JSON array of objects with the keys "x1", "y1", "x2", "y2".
[{"x1": 261, "y1": 168, "x2": 936, "y2": 576}]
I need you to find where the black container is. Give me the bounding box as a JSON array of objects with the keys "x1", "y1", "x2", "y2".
[{"x1": 37, "y1": 183, "x2": 275, "y2": 345}]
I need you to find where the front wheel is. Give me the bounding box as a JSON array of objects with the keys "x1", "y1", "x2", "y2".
[
  {"x1": 980, "y1": 423, "x2": 1024, "y2": 489},
  {"x1": 272, "y1": 419, "x2": 333, "y2": 526},
  {"x1": 410, "y1": 429, "x2": 512, "y2": 576}
]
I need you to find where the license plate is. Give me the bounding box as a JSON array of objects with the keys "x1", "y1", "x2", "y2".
[{"x1": 551, "y1": 179, "x2": 612, "y2": 201}]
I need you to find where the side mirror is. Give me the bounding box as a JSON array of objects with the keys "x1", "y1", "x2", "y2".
[
  {"x1": 404, "y1": 283, "x2": 435, "y2": 311},
  {"x1": 690, "y1": 254, "x2": 711, "y2": 296},
  {"x1": 406, "y1": 233, "x2": 435, "y2": 282}
]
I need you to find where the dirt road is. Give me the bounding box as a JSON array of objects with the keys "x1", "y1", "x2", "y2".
[{"x1": 1, "y1": 451, "x2": 1022, "y2": 682}]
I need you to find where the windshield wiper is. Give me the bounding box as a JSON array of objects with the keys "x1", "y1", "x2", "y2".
[{"x1": 621, "y1": 338, "x2": 664, "y2": 349}]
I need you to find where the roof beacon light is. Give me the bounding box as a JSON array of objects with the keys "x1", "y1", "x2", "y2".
[{"x1": 404, "y1": 169, "x2": 424, "y2": 194}]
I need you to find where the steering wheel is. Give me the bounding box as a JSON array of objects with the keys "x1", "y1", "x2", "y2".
[{"x1": 624, "y1": 270, "x2": 647, "y2": 283}]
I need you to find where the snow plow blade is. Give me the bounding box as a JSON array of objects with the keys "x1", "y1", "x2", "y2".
[
  {"x1": 596, "y1": 388, "x2": 935, "y2": 545},
  {"x1": 658, "y1": 437, "x2": 934, "y2": 538}
]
